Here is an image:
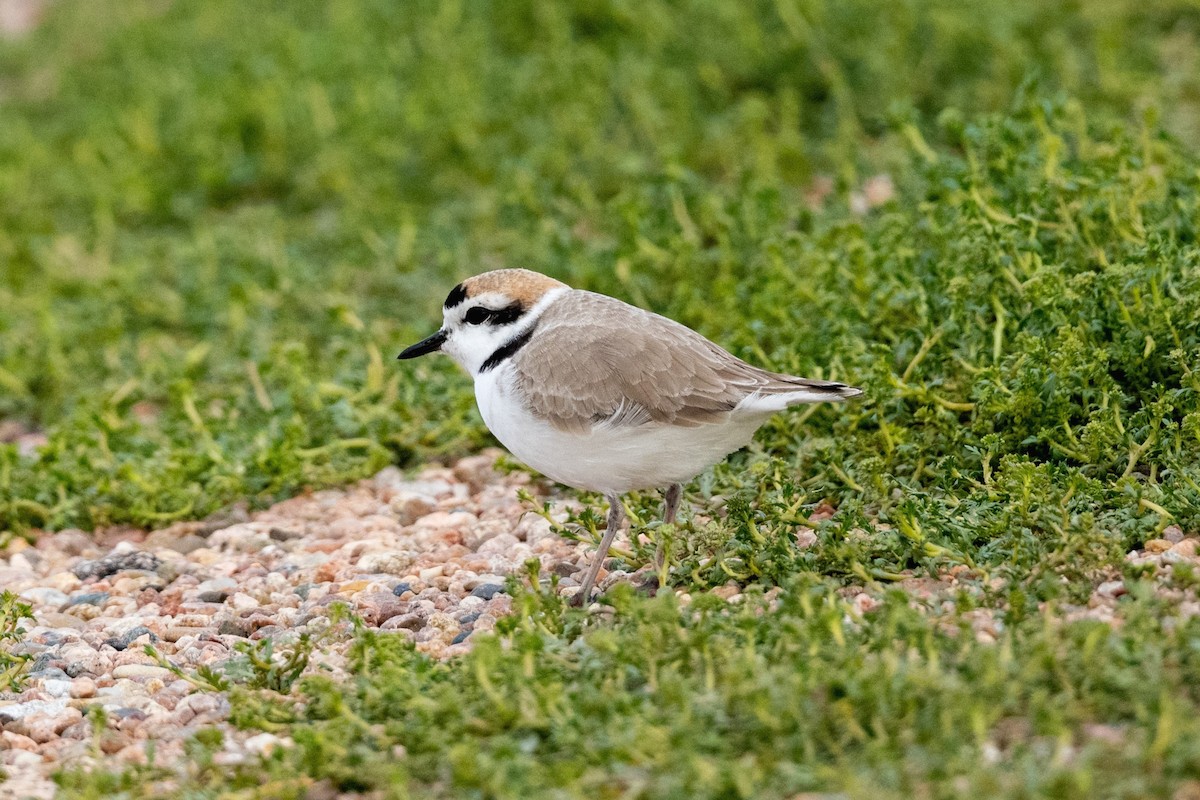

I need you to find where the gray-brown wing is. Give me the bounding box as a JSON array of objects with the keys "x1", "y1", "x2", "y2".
[{"x1": 512, "y1": 291, "x2": 841, "y2": 433}]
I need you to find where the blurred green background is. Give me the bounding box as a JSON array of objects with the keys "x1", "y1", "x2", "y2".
[{"x1": 2, "y1": 0, "x2": 1197, "y2": 538}]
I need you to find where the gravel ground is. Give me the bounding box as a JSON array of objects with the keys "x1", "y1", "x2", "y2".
[
  {"x1": 0, "y1": 451, "x2": 614, "y2": 799},
  {"x1": 2, "y1": 451, "x2": 1197, "y2": 799}
]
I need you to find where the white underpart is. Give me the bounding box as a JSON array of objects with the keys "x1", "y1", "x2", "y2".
[{"x1": 475, "y1": 366, "x2": 773, "y2": 494}]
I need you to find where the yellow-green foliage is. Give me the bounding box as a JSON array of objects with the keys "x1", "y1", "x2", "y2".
[
  {"x1": 0, "y1": 590, "x2": 33, "y2": 691},
  {"x1": 3, "y1": 1, "x2": 1200, "y2": 797}
]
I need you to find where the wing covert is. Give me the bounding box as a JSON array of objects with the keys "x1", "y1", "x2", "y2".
[{"x1": 513, "y1": 292, "x2": 781, "y2": 432}]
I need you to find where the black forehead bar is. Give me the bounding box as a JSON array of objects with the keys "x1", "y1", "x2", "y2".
[{"x1": 443, "y1": 283, "x2": 468, "y2": 309}]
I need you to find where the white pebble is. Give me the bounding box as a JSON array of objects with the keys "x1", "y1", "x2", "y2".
[{"x1": 112, "y1": 664, "x2": 173, "y2": 681}]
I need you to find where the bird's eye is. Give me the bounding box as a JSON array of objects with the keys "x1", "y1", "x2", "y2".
[{"x1": 464, "y1": 307, "x2": 492, "y2": 325}]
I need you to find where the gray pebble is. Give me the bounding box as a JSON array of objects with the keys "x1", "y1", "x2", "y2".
[
  {"x1": 32, "y1": 631, "x2": 68, "y2": 647},
  {"x1": 28, "y1": 653, "x2": 55, "y2": 674},
  {"x1": 67, "y1": 592, "x2": 110, "y2": 607},
  {"x1": 469, "y1": 583, "x2": 506, "y2": 600},
  {"x1": 391, "y1": 613, "x2": 426, "y2": 631},
  {"x1": 195, "y1": 577, "x2": 238, "y2": 603},
  {"x1": 103, "y1": 625, "x2": 157, "y2": 652},
  {"x1": 392, "y1": 582, "x2": 412, "y2": 597},
  {"x1": 217, "y1": 617, "x2": 251, "y2": 637},
  {"x1": 451, "y1": 630, "x2": 470, "y2": 645},
  {"x1": 73, "y1": 550, "x2": 161, "y2": 580}
]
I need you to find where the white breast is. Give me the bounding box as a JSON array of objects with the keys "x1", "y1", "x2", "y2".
[{"x1": 474, "y1": 364, "x2": 766, "y2": 494}]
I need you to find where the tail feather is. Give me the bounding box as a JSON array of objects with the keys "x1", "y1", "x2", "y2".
[{"x1": 736, "y1": 379, "x2": 864, "y2": 413}]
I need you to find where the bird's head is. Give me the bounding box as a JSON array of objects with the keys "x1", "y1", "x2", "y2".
[{"x1": 397, "y1": 269, "x2": 567, "y2": 376}]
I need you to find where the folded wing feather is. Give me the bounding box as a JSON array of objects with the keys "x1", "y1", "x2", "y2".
[{"x1": 513, "y1": 291, "x2": 856, "y2": 434}]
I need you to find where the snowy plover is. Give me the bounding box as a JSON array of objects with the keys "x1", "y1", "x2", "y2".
[{"x1": 399, "y1": 269, "x2": 861, "y2": 603}]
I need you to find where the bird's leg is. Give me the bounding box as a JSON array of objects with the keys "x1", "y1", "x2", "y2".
[
  {"x1": 574, "y1": 493, "x2": 624, "y2": 606},
  {"x1": 655, "y1": 483, "x2": 683, "y2": 582},
  {"x1": 663, "y1": 483, "x2": 682, "y2": 525}
]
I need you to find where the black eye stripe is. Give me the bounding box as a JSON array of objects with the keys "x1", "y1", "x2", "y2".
[
  {"x1": 464, "y1": 303, "x2": 524, "y2": 326},
  {"x1": 489, "y1": 304, "x2": 523, "y2": 325}
]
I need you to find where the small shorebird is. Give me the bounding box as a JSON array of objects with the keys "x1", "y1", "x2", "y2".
[{"x1": 398, "y1": 269, "x2": 861, "y2": 604}]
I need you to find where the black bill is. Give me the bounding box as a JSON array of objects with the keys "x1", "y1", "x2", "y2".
[{"x1": 397, "y1": 329, "x2": 447, "y2": 359}]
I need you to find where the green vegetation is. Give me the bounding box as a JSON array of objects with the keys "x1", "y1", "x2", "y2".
[
  {"x1": 0, "y1": 590, "x2": 34, "y2": 691},
  {"x1": 2, "y1": 0, "x2": 1199, "y2": 796},
  {"x1": 55, "y1": 581, "x2": 1200, "y2": 799},
  {"x1": 146, "y1": 625, "x2": 333, "y2": 695}
]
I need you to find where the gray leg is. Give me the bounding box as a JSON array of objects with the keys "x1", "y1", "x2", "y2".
[
  {"x1": 574, "y1": 493, "x2": 624, "y2": 606},
  {"x1": 663, "y1": 483, "x2": 682, "y2": 524}
]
